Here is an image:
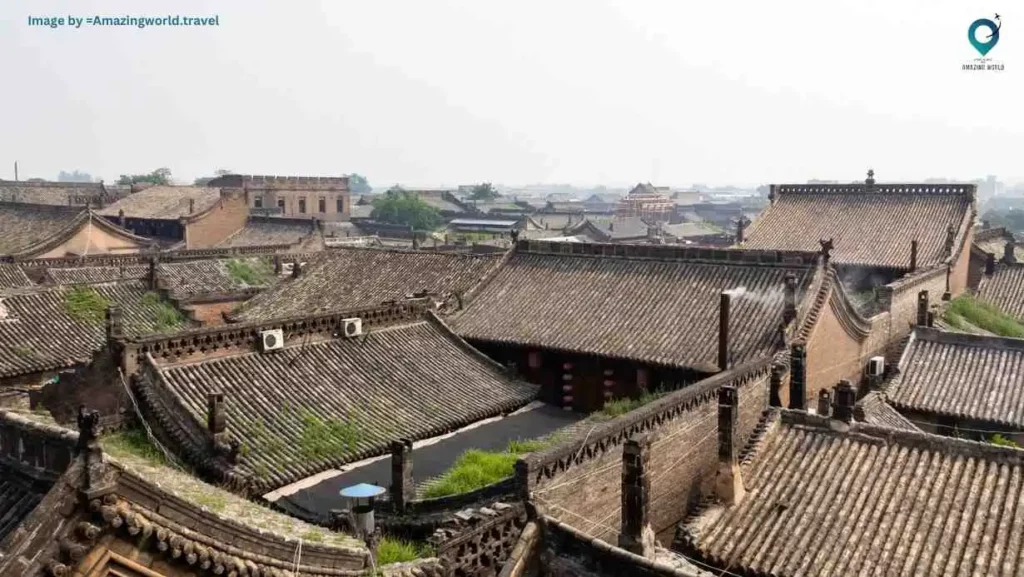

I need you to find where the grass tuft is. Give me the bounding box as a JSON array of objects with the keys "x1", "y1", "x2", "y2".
[
  {"x1": 102, "y1": 429, "x2": 167, "y2": 466},
  {"x1": 598, "y1": 389, "x2": 667, "y2": 419},
  {"x1": 142, "y1": 292, "x2": 186, "y2": 333},
  {"x1": 63, "y1": 286, "x2": 110, "y2": 324},
  {"x1": 225, "y1": 258, "x2": 274, "y2": 286},
  {"x1": 298, "y1": 410, "x2": 364, "y2": 462},
  {"x1": 423, "y1": 437, "x2": 554, "y2": 499},
  {"x1": 945, "y1": 296, "x2": 1024, "y2": 338},
  {"x1": 376, "y1": 536, "x2": 433, "y2": 565},
  {"x1": 991, "y1": 434, "x2": 1019, "y2": 448}
]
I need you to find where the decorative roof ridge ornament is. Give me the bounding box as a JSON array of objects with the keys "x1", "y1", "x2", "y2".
[
  {"x1": 865, "y1": 169, "x2": 876, "y2": 189},
  {"x1": 819, "y1": 238, "x2": 835, "y2": 263}
]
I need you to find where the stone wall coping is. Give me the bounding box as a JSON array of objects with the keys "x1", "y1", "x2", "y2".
[{"x1": 520, "y1": 357, "x2": 774, "y2": 474}]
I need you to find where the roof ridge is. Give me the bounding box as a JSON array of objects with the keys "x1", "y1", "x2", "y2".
[
  {"x1": 771, "y1": 183, "x2": 976, "y2": 196},
  {"x1": 777, "y1": 408, "x2": 1024, "y2": 462},
  {"x1": 518, "y1": 239, "x2": 820, "y2": 267},
  {"x1": 912, "y1": 325, "x2": 1024, "y2": 350}
]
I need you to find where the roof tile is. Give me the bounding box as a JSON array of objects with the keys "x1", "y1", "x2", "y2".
[
  {"x1": 745, "y1": 184, "x2": 973, "y2": 268},
  {"x1": 451, "y1": 241, "x2": 819, "y2": 369}
]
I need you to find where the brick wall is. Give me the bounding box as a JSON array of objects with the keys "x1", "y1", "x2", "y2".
[
  {"x1": 518, "y1": 361, "x2": 772, "y2": 544},
  {"x1": 185, "y1": 300, "x2": 246, "y2": 326},
  {"x1": 183, "y1": 189, "x2": 250, "y2": 249}
]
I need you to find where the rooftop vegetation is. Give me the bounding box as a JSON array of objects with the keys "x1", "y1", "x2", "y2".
[
  {"x1": 225, "y1": 258, "x2": 275, "y2": 286},
  {"x1": 63, "y1": 286, "x2": 110, "y2": 324},
  {"x1": 141, "y1": 292, "x2": 187, "y2": 333},
  {"x1": 944, "y1": 296, "x2": 1024, "y2": 338},
  {"x1": 422, "y1": 389, "x2": 667, "y2": 498},
  {"x1": 422, "y1": 438, "x2": 552, "y2": 499},
  {"x1": 376, "y1": 536, "x2": 435, "y2": 565},
  {"x1": 102, "y1": 429, "x2": 168, "y2": 467}
]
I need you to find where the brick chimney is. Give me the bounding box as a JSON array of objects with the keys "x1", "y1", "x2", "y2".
[
  {"x1": 986, "y1": 253, "x2": 996, "y2": 276},
  {"x1": 1005, "y1": 239, "x2": 1018, "y2": 264},
  {"x1": 783, "y1": 273, "x2": 797, "y2": 325},
  {"x1": 916, "y1": 290, "x2": 929, "y2": 327},
  {"x1": 833, "y1": 380, "x2": 856, "y2": 423},
  {"x1": 788, "y1": 343, "x2": 807, "y2": 410},
  {"x1": 147, "y1": 256, "x2": 159, "y2": 291},
  {"x1": 189, "y1": 198, "x2": 195, "y2": 214},
  {"x1": 769, "y1": 365, "x2": 784, "y2": 407},
  {"x1": 719, "y1": 292, "x2": 731, "y2": 371},
  {"x1": 390, "y1": 439, "x2": 414, "y2": 514},
  {"x1": 618, "y1": 436, "x2": 655, "y2": 559},
  {"x1": 207, "y1": 393, "x2": 226, "y2": 434},
  {"x1": 715, "y1": 386, "x2": 745, "y2": 505},
  {"x1": 817, "y1": 390, "x2": 832, "y2": 417},
  {"x1": 909, "y1": 240, "x2": 918, "y2": 272},
  {"x1": 105, "y1": 305, "x2": 124, "y2": 341},
  {"x1": 735, "y1": 218, "x2": 746, "y2": 244}
]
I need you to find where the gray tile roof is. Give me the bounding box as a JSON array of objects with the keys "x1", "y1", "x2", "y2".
[
  {"x1": 887, "y1": 327, "x2": 1024, "y2": 428},
  {"x1": 98, "y1": 186, "x2": 221, "y2": 219},
  {"x1": 854, "y1": 391, "x2": 919, "y2": 431},
  {"x1": 679, "y1": 411, "x2": 1024, "y2": 577},
  {"x1": 450, "y1": 241, "x2": 819, "y2": 369},
  {"x1": 977, "y1": 263, "x2": 1024, "y2": 322},
  {"x1": 0, "y1": 180, "x2": 113, "y2": 207},
  {"x1": 45, "y1": 265, "x2": 149, "y2": 285},
  {"x1": 0, "y1": 265, "x2": 32, "y2": 289},
  {"x1": 216, "y1": 217, "x2": 316, "y2": 248},
  {"x1": 231, "y1": 247, "x2": 501, "y2": 323},
  {"x1": 745, "y1": 183, "x2": 974, "y2": 268},
  {"x1": 143, "y1": 315, "x2": 538, "y2": 490},
  {"x1": 0, "y1": 203, "x2": 84, "y2": 256},
  {"x1": 0, "y1": 281, "x2": 194, "y2": 378},
  {"x1": 0, "y1": 465, "x2": 44, "y2": 542},
  {"x1": 156, "y1": 258, "x2": 277, "y2": 300}
]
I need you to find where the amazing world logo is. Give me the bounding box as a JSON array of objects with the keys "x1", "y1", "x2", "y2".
[{"x1": 968, "y1": 14, "x2": 1001, "y2": 56}]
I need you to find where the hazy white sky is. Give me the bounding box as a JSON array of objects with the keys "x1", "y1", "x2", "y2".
[{"x1": 1, "y1": 1, "x2": 1020, "y2": 187}]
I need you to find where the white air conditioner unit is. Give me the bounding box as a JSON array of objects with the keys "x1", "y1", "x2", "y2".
[
  {"x1": 342, "y1": 318, "x2": 363, "y2": 338},
  {"x1": 260, "y1": 329, "x2": 284, "y2": 352},
  {"x1": 867, "y1": 356, "x2": 885, "y2": 377}
]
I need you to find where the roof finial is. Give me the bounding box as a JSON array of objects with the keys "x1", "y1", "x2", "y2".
[{"x1": 866, "y1": 169, "x2": 875, "y2": 188}]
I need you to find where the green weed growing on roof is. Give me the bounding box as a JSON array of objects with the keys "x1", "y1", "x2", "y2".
[
  {"x1": 142, "y1": 292, "x2": 186, "y2": 333},
  {"x1": 991, "y1": 434, "x2": 1019, "y2": 448},
  {"x1": 63, "y1": 286, "x2": 110, "y2": 325},
  {"x1": 945, "y1": 296, "x2": 1024, "y2": 338},
  {"x1": 101, "y1": 429, "x2": 168, "y2": 466},
  {"x1": 597, "y1": 388, "x2": 667, "y2": 419},
  {"x1": 225, "y1": 258, "x2": 274, "y2": 286},
  {"x1": 298, "y1": 410, "x2": 364, "y2": 462},
  {"x1": 422, "y1": 437, "x2": 555, "y2": 499},
  {"x1": 376, "y1": 536, "x2": 434, "y2": 565}
]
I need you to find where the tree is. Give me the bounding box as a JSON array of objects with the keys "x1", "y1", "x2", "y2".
[
  {"x1": 347, "y1": 173, "x2": 371, "y2": 194},
  {"x1": 58, "y1": 170, "x2": 97, "y2": 183},
  {"x1": 370, "y1": 190, "x2": 444, "y2": 231},
  {"x1": 194, "y1": 169, "x2": 234, "y2": 185},
  {"x1": 469, "y1": 182, "x2": 499, "y2": 201},
  {"x1": 117, "y1": 168, "x2": 172, "y2": 186}
]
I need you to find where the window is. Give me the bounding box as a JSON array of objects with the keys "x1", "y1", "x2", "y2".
[
  {"x1": 336, "y1": 198, "x2": 345, "y2": 213},
  {"x1": 254, "y1": 196, "x2": 263, "y2": 209},
  {"x1": 318, "y1": 197, "x2": 326, "y2": 213},
  {"x1": 298, "y1": 198, "x2": 307, "y2": 214},
  {"x1": 277, "y1": 199, "x2": 285, "y2": 212}
]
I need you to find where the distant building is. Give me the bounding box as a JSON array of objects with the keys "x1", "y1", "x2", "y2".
[
  {"x1": 614, "y1": 183, "x2": 674, "y2": 222},
  {"x1": 207, "y1": 174, "x2": 352, "y2": 222}
]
